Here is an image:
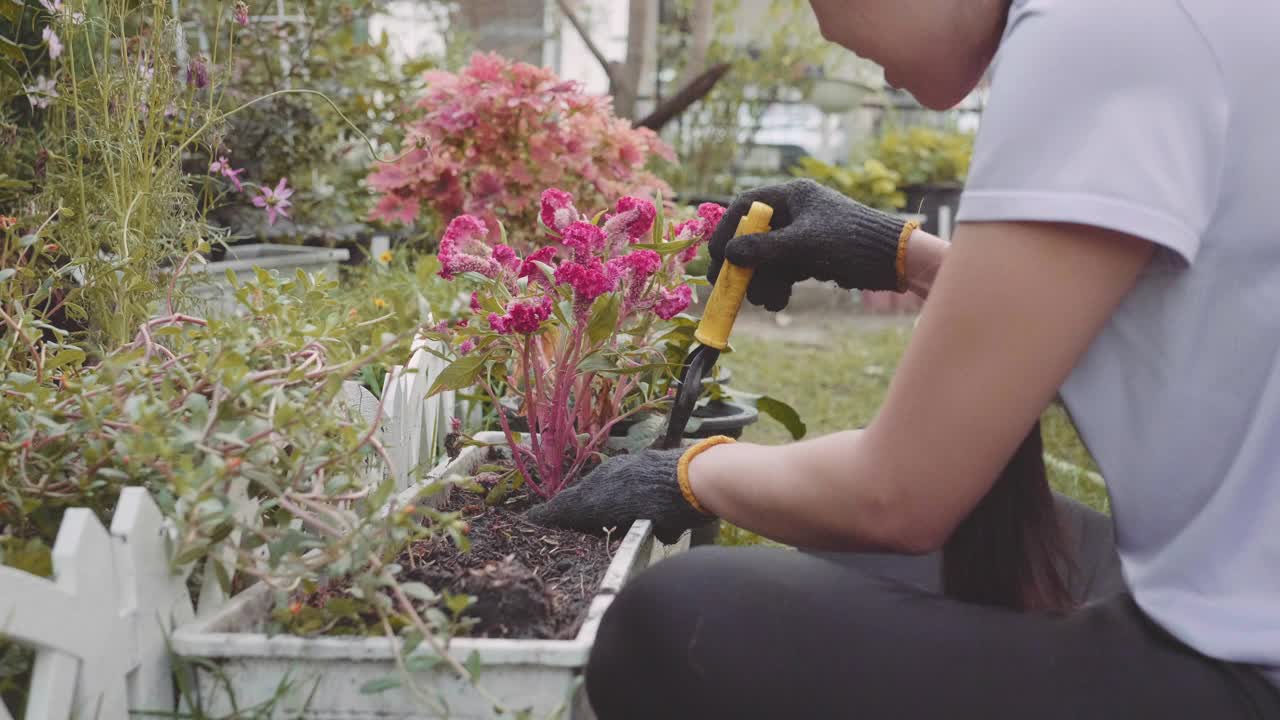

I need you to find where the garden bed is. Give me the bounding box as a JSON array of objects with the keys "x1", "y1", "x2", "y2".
[{"x1": 172, "y1": 433, "x2": 670, "y2": 718}]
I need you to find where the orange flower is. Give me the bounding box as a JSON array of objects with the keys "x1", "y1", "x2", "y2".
[{"x1": 0, "y1": 216, "x2": 16, "y2": 229}]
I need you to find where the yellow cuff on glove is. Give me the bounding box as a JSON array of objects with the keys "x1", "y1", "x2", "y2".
[
  {"x1": 895, "y1": 220, "x2": 920, "y2": 293},
  {"x1": 677, "y1": 435, "x2": 735, "y2": 515}
]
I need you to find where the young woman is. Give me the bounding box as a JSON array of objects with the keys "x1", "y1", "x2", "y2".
[{"x1": 528, "y1": 0, "x2": 1280, "y2": 716}]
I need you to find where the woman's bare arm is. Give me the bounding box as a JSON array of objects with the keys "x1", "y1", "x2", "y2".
[{"x1": 688, "y1": 221, "x2": 1152, "y2": 552}]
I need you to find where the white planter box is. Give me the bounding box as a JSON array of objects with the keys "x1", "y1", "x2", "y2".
[
  {"x1": 187, "y1": 243, "x2": 350, "y2": 318},
  {"x1": 173, "y1": 433, "x2": 676, "y2": 719}
]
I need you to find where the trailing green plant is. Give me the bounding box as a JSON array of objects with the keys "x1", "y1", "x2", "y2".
[
  {"x1": 337, "y1": 245, "x2": 466, "y2": 395},
  {"x1": 871, "y1": 126, "x2": 974, "y2": 187},
  {"x1": 790, "y1": 156, "x2": 906, "y2": 212}
]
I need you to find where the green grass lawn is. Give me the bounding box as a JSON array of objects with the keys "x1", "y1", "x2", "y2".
[{"x1": 716, "y1": 324, "x2": 1109, "y2": 546}]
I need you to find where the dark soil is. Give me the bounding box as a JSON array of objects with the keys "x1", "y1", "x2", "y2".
[{"x1": 395, "y1": 480, "x2": 620, "y2": 640}]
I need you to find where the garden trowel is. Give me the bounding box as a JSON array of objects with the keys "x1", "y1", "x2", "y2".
[{"x1": 656, "y1": 201, "x2": 774, "y2": 449}]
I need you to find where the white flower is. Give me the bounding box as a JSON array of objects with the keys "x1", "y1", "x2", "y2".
[
  {"x1": 42, "y1": 27, "x2": 62, "y2": 59},
  {"x1": 38, "y1": 0, "x2": 62, "y2": 13},
  {"x1": 25, "y1": 76, "x2": 58, "y2": 110}
]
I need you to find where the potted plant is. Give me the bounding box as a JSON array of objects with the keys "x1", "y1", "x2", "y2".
[
  {"x1": 871, "y1": 127, "x2": 974, "y2": 238},
  {"x1": 170, "y1": 189, "x2": 714, "y2": 718}
]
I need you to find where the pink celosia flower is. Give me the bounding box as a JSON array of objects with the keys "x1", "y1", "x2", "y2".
[
  {"x1": 469, "y1": 291, "x2": 482, "y2": 313},
  {"x1": 604, "y1": 196, "x2": 656, "y2": 247},
  {"x1": 613, "y1": 249, "x2": 663, "y2": 307},
  {"x1": 556, "y1": 257, "x2": 618, "y2": 305},
  {"x1": 519, "y1": 246, "x2": 558, "y2": 286},
  {"x1": 697, "y1": 202, "x2": 726, "y2": 232},
  {"x1": 488, "y1": 296, "x2": 554, "y2": 335},
  {"x1": 561, "y1": 221, "x2": 607, "y2": 262},
  {"x1": 437, "y1": 215, "x2": 499, "y2": 279},
  {"x1": 233, "y1": 0, "x2": 249, "y2": 26},
  {"x1": 252, "y1": 177, "x2": 293, "y2": 225},
  {"x1": 492, "y1": 244, "x2": 519, "y2": 272},
  {"x1": 42, "y1": 27, "x2": 62, "y2": 59},
  {"x1": 450, "y1": 416, "x2": 462, "y2": 433},
  {"x1": 208, "y1": 156, "x2": 244, "y2": 191},
  {"x1": 655, "y1": 285, "x2": 692, "y2": 320},
  {"x1": 620, "y1": 249, "x2": 661, "y2": 276},
  {"x1": 673, "y1": 203, "x2": 726, "y2": 262},
  {"x1": 539, "y1": 188, "x2": 579, "y2": 233}
]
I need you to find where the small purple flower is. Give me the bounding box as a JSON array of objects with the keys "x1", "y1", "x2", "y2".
[
  {"x1": 208, "y1": 155, "x2": 244, "y2": 191},
  {"x1": 186, "y1": 55, "x2": 209, "y2": 89},
  {"x1": 458, "y1": 338, "x2": 476, "y2": 355},
  {"x1": 42, "y1": 27, "x2": 62, "y2": 59},
  {"x1": 252, "y1": 177, "x2": 294, "y2": 225},
  {"x1": 233, "y1": 0, "x2": 250, "y2": 26}
]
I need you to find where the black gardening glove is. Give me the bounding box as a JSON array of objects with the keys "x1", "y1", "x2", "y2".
[
  {"x1": 525, "y1": 448, "x2": 714, "y2": 544},
  {"x1": 707, "y1": 178, "x2": 916, "y2": 311}
]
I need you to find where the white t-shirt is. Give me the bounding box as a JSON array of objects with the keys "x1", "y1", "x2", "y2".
[{"x1": 956, "y1": 0, "x2": 1280, "y2": 685}]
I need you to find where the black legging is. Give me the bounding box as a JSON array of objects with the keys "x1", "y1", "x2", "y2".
[{"x1": 587, "y1": 495, "x2": 1280, "y2": 719}]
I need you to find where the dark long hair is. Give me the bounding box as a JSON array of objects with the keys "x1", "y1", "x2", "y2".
[{"x1": 941, "y1": 420, "x2": 1077, "y2": 612}]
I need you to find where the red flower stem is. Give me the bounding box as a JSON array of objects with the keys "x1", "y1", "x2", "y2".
[
  {"x1": 481, "y1": 378, "x2": 542, "y2": 496},
  {"x1": 520, "y1": 339, "x2": 544, "y2": 482},
  {"x1": 545, "y1": 322, "x2": 585, "y2": 493}
]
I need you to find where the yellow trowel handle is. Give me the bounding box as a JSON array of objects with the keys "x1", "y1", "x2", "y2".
[{"x1": 694, "y1": 202, "x2": 774, "y2": 351}]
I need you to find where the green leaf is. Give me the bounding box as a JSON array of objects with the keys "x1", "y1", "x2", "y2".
[
  {"x1": 45, "y1": 347, "x2": 85, "y2": 372},
  {"x1": 0, "y1": 0, "x2": 23, "y2": 24},
  {"x1": 758, "y1": 395, "x2": 807, "y2": 440},
  {"x1": 360, "y1": 676, "x2": 402, "y2": 694},
  {"x1": 632, "y1": 238, "x2": 697, "y2": 256},
  {"x1": 401, "y1": 629, "x2": 423, "y2": 656},
  {"x1": 404, "y1": 653, "x2": 444, "y2": 672},
  {"x1": 586, "y1": 293, "x2": 620, "y2": 345},
  {"x1": 464, "y1": 650, "x2": 483, "y2": 683},
  {"x1": 0, "y1": 35, "x2": 24, "y2": 65},
  {"x1": 617, "y1": 414, "x2": 664, "y2": 454},
  {"x1": 723, "y1": 389, "x2": 808, "y2": 440},
  {"x1": 400, "y1": 581, "x2": 437, "y2": 602},
  {"x1": 427, "y1": 352, "x2": 490, "y2": 397},
  {"x1": 6, "y1": 371, "x2": 35, "y2": 385}
]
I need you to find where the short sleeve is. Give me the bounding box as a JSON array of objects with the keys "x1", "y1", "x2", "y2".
[{"x1": 956, "y1": 0, "x2": 1228, "y2": 265}]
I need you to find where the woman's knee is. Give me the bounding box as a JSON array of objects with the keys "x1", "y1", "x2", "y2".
[{"x1": 586, "y1": 547, "x2": 746, "y2": 718}]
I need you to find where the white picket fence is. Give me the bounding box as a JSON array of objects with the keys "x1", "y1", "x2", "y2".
[{"x1": 0, "y1": 338, "x2": 453, "y2": 720}]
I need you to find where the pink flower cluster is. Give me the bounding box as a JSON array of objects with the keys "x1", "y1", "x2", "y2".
[
  {"x1": 368, "y1": 53, "x2": 674, "y2": 244},
  {"x1": 431, "y1": 188, "x2": 727, "y2": 499}
]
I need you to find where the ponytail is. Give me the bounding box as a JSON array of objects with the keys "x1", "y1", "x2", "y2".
[{"x1": 941, "y1": 420, "x2": 1077, "y2": 612}]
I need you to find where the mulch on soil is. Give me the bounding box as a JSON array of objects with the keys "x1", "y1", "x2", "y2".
[{"x1": 396, "y1": 477, "x2": 622, "y2": 640}]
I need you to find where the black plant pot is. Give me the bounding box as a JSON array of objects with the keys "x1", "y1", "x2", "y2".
[{"x1": 903, "y1": 182, "x2": 963, "y2": 238}]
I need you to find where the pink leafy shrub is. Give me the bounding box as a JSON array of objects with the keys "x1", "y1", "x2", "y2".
[
  {"x1": 367, "y1": 53, "x2": 675, "y2": 245},
  {"x1": 427, "y1": 189, "x2": 725, "y2": 498}
]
